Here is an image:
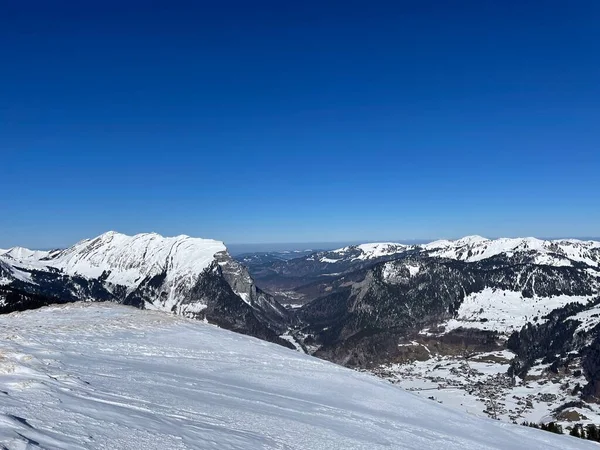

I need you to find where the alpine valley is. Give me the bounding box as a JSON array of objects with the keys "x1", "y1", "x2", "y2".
[
  {"x1": 3, "y1": 232, "x2": 600, "y2": 437},
  {"x1": 239, "y1": 235, "x2": 600, "y2": 429}
]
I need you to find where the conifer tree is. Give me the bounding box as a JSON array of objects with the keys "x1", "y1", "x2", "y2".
[
  {"x1": 586, "y1": 424, "x2": 599, "y2": 441},
  {"x1": 570, "y1": 424, "x2": 583, "y2": 438}
]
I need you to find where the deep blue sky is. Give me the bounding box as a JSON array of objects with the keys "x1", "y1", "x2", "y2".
[{"x1": 1, "y1": 1, "x2": 599, "y2": 249}]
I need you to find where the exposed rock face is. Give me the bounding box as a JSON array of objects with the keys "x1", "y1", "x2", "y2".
[
  {"x1": 182, "y1": 262, "x2": 293, "y2": 347},
  {"x1": 215, "y1": 251, "x2": 293, "y2": 333}
]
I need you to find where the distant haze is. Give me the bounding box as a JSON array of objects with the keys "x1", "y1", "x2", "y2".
[
  {"x1": 16, "y1": 237, "x2": 600, "y2": 255},
  {"x1": 226, "y1": 237, "x2": 600, "y2": 255},
  {"x1": 227, "y1": 241, "x2": 430, "y2": 255}
]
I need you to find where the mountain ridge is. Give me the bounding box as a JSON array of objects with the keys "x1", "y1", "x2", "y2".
[
  {"x1": 0, "y1": 231, "x2": 293, "y2": 347},
  {"x1": 240, "y1": 235, "x2": 600, "y2": 307}
]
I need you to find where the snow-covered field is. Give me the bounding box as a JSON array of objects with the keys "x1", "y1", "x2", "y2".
[
  {"x1": 0, "y1": 304, "x2": 592, "y2": 449},
  {"x1": 432, "y1": 288, "x2": 595, "y2": 334}
]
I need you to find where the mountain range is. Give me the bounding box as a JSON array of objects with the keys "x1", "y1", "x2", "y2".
[{"x1": 2, "y1": 232, "x2": 600, "y2": 431}]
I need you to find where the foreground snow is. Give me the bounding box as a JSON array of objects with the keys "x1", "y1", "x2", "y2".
[{"x1": 0, "y1": 304, "x2": 592, "y2": 449}]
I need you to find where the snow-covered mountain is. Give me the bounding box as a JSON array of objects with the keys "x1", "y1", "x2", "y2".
[
  {"x1": 254, "y1": 235, "x2": 600, "y2": 274},
  {"x1": 44, "y1": 231, "x2": 226, "y2": 301},
  {"x1": 1, "y1": 231, "x2": 225, "y2": 298},
  {"x1": 299, "y1": 251, "x2": 599, "y2": 359},
  {"x1": 242, "y1": 236, "x2": 600, "y2": 306},
  {"x1": 0, "y1": 302, "x2": 593, "y2": 449},
  {"x1": 314, "y1": 242, "x2": 410, "y2": 263},
  {"x1": 0, "y1": 246, "x2": 51, "y2": 263},
  {"x1": 423, "y1": 235, "x2": 600, "y2": 267},
  {"x1": 0, "y1": 231, "x2": 292, "y2": 345}
]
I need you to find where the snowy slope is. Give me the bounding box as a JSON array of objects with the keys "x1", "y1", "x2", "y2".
[
  {"x1": 331, "y1": 242, "x2": 409, "y2": 261},
  {"x1": 0, "y1": 259, "x2": 33, "y2": 286},
  {"x1": 0, "y1": 303, "x2": 593, "y2": 450},
  {"x1": 305, "y1": 243, "x2": 409, "y2": 264},
  {"x1": 0, "y1": 231, "x2": 228, "y2": 308},
  {"x1": 436, "y1": 288, "x2": 596, "y2": 334},
  {"x1": 0, "y1": 232, "x2": 225, "y2": 290}
]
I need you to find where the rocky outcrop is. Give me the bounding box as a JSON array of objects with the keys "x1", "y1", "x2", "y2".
[{"x1": 215, "y1": 251, "x2": 293, "y2": 333}]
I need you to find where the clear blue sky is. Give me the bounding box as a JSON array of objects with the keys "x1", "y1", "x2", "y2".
[{"x1": 1, "y1": 1, "x2": 599, "y2": 249}]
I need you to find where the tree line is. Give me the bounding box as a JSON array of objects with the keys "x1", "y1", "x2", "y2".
[{"x1": 520, "y1": 421, "x2": 600, "y2": 441}]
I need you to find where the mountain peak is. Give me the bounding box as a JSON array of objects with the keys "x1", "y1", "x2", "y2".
[
  {"x1": 455, "y1": 235, "x2": 488, "y2": 245},
  {"x1": 1, "y1": 246, "x2": 50, "y2": 262}
]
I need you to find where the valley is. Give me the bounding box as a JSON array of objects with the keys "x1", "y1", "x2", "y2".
[
  {"x1": 2, "y1": 232, "x2": 600, "y2": 439},
  {"x1": 238, "y1": 236, "x2": 600, "y2": 430}
]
